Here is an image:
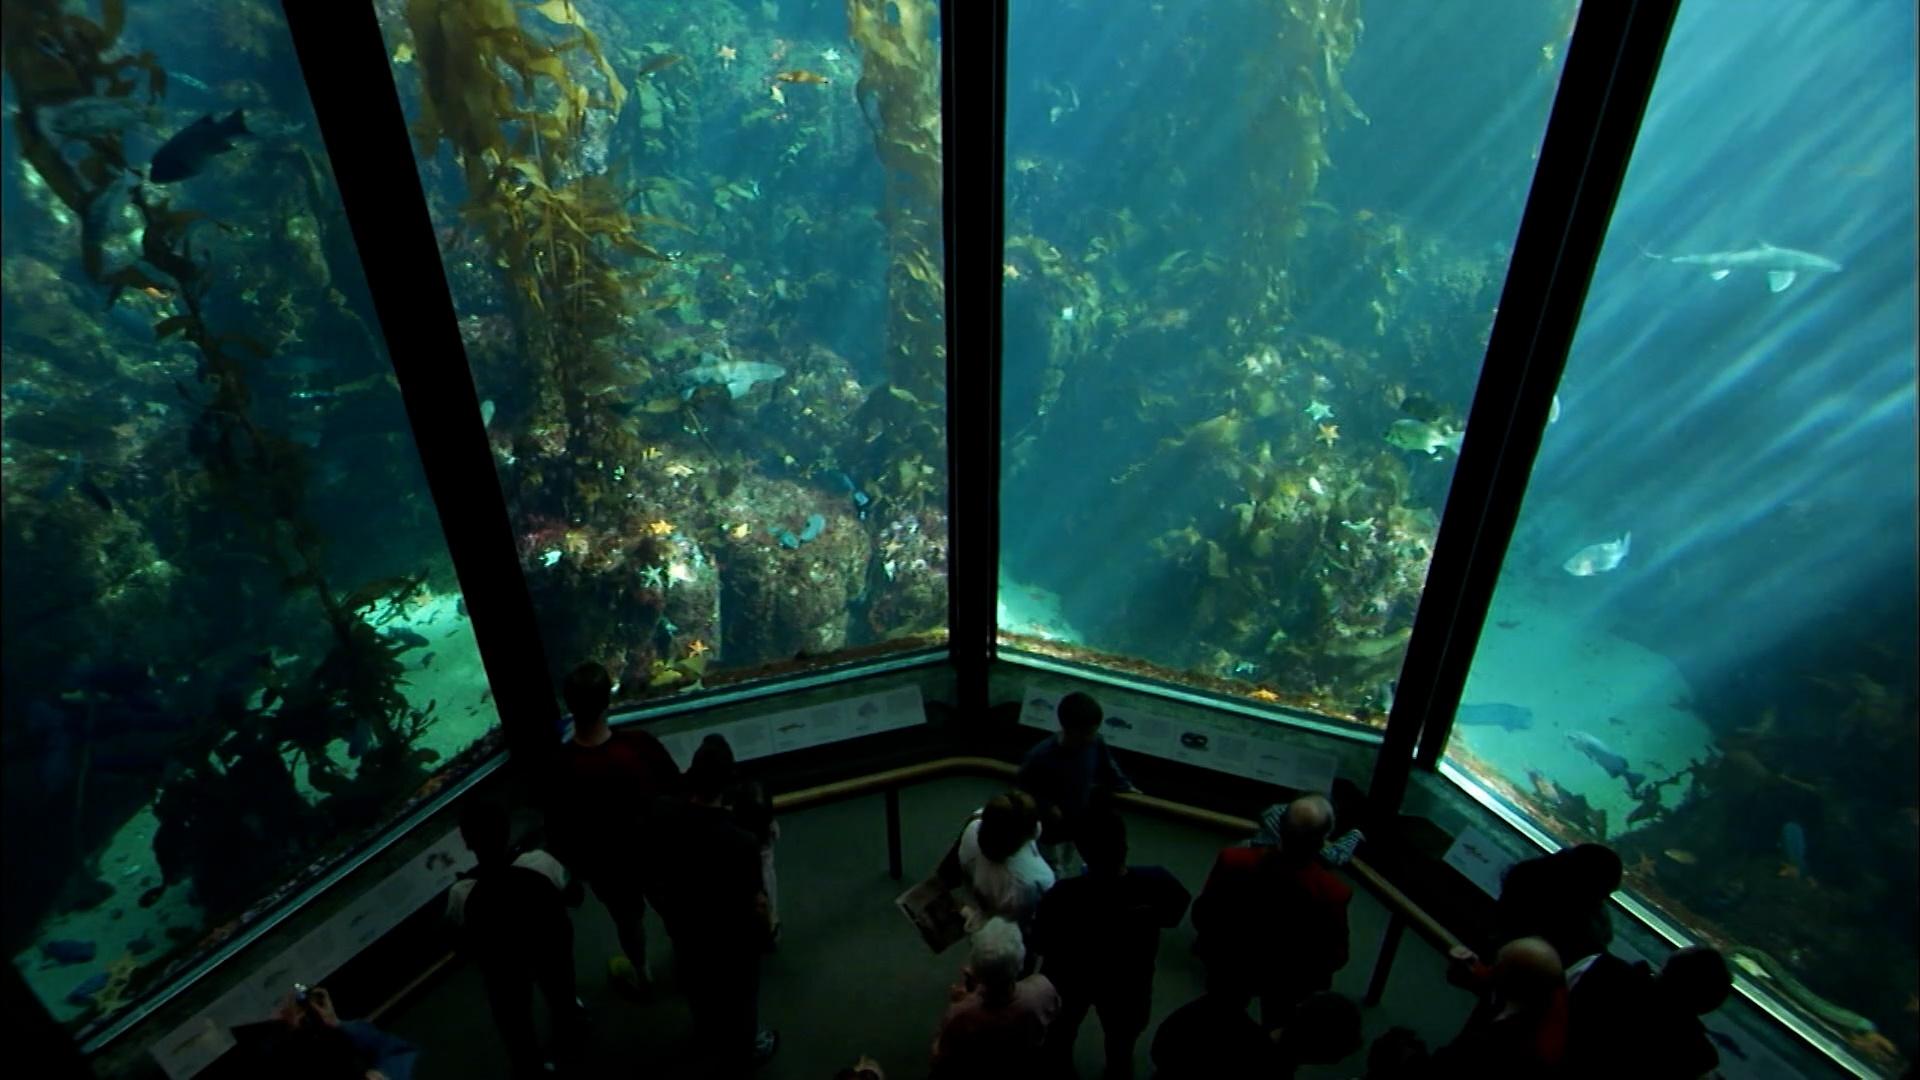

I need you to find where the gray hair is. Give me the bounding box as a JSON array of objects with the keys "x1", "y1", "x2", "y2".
[{"x1": 968, "y1": 917, "x2": 1026, "y2": 987}]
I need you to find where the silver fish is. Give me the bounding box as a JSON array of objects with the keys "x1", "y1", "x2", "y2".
[
  {"x1": 1643, "y1": 241, "x2": 1842, "y2": 293},
  {"x1": 1567, "y1": 731, "x2": 1645, "y2": 791},
  {"x1": 677, "y1": 355, "x2": 786, "y2": 400},
  {"x1": 1563, "y1": 531, "x2": 1630, "y2": 576}
]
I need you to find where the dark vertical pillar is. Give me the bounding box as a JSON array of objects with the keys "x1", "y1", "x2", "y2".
[
  {"x1": 279, "y1": 3, "x2": 561, "y2": 769},
  {"x1": 943, "y1": 0, "x2": 1010, "y2": 722},
  {"x1": 1369, "y1": 0, "x2": 1681, "y2": 813}
]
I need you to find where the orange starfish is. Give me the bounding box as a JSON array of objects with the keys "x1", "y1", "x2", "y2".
[
  {"x1": 686, "y1": 639, "x2": 709, "y2": 657},
  {"x1": 648, "y1": 520, "x2": 675, "y2": 537},
  {"x1": 1249, "y1": 688, "x2": 1280, "y2": 703}
]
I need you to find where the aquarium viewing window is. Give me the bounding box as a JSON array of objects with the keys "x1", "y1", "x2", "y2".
[
  {"x1": 1, "y1": 1, "x2": 1911, "y2": 1077},
  {"x1": 1437, "y1": 0, "x2": 1919, "y2": 1070}
]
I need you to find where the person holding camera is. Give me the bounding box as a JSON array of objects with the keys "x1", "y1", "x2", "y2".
[{"x1": 268, "y1": 985, "x2": 418, "y2": 1080}]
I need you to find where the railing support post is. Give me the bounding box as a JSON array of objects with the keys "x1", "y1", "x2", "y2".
[
  {"x1": 1365, "y1": 911, "x2": 1407, "y2": 1007},
  {"x1": 885, "y1": 787, "x2": 904, "y2": 881}
]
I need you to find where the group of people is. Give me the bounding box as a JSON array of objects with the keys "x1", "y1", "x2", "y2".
[
  {"x1": 925, "y1": 691, "x2": 1369, "y2": 1080},
  {"x1": 1371, "y1": 842, "x2": 1736, "y2": 1079},
  {"x1": 258, "y1": 679, "x2": 1738, "y2": 1080},
  {"x1": 447, "y1": 661, "x2": 782, "y2": 1078}
]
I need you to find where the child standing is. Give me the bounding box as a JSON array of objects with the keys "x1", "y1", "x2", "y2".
[{"x1": 1016, "y1": 692, "x2": 1135, "y2": 875}]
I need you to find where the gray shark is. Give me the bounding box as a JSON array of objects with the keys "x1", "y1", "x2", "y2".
[
  {"x1": 1644, "y1": 241, "x2": 1842, "y2": 293},
  {"x1": 677, "y1": 354, "x2": 786, "y2": 400}
]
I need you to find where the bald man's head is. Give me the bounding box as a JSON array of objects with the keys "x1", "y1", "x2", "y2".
[
  {"x1": 1493, "y1": 936, "x2": 1564, "y2": 1009},
  {"x1": 1280, "y1": 794, "x2": 1335, "y2": 858}
]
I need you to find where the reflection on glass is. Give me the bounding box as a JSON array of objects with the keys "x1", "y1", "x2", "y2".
[
  {"x1": 1, "y1": 0, "x2": 500, "y2": 1034},
  {"x1": 378, "y1": 0, "x2": 949, "y2": 704},
  {"x1": 1446, "y1": 0, "x2": 1917, "y2": 1071},
  {"x1": 996, "y1": 0, "x2": 1577, "y2": 720}
]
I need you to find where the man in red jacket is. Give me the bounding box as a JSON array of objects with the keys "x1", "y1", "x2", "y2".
[
  {"x1": 543, "y1": 661, "x2": 682, "y2": 994},
  {"x1": 1191, "y1": 794, "x2": 1352, "y2": 1028}
]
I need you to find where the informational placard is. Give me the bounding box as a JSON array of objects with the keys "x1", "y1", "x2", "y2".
[
  {"x1": 1442, "y1": 826, "x2": 1516, "y2": 897},
  {"x1": 1022, "y1": 685, "x2": 1338, "y2": 795},
  {"x1": 665, "y1": 686, "x2": 925, "y2": 768}
]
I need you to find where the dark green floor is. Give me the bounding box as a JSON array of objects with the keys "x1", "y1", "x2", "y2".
[{"x1": 385, "y1": 776, "x2": 1474, "y2": 1078}]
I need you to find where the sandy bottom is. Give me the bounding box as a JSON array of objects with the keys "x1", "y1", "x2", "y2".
[
  {"x1": 14, "y1": 590, "x2": 499, "y2": 1026},
  {"x1": 1450, "y1": 586, "x2": 1718, "y2": 838},
  {"x1": 997, "y1": 574, "x2": 1084, "y2": 645}
]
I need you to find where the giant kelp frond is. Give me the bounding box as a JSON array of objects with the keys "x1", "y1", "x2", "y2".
[{"x1": 846, "y1": 0, "x2": 946, "y2": 510}]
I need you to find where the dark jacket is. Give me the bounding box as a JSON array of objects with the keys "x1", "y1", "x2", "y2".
[
  {"x1": 544, "y1": 727, "x2": 682, "y2": 882},
  {"x1": 1192, "y1": 846, "x2": 1352, "y2": 992},
  {"x1": 642, "y1": 797, "x2": 764, "y2": 950}
]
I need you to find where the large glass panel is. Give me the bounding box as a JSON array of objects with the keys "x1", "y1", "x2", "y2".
[
  {"x1": 1445, "y1": 0, "x2": 1917, "y2": 1072},
  {"x1": 375, "y1": 0, "x2": 948, "y2": 706},
  {"x1": 997, "y1": 0, "x2": 1578, "y2": 722},
  {"x1": 2, "y1": 0, "x2": 499, "y2": 1035}
]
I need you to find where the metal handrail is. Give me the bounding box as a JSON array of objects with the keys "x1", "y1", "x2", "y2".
[{"x1": 369, "y1": 755, "x2": 1462, "y2": 1021}]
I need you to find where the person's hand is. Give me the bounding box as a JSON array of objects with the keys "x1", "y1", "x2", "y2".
[{"x1": 307, "y1": 986, "x2": 341, "y2": 1028}]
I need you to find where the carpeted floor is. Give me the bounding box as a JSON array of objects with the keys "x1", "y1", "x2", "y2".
[{"x1": 384, "y1": 775, "x2": 1474, "y2": 1078}]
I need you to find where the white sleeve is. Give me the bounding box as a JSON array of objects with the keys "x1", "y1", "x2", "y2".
[
  {"x1": 445, "y1": 878, "x2": 475, "y2": 928},
  {"x1": 515, "y1": 850, "x2": 570, "y2": 892}
]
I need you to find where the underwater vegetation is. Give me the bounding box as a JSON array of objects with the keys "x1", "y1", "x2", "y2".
[
  {"x1": 386, "y1": 0, "x2": 951, "y2": 699},
  {"x1": 3, "y1": 0, "x2": 457, "y2": 1030}
]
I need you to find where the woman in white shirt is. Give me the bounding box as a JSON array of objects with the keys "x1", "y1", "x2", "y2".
[{"x1": 956, "y1": 792, "x2": 1057, "y2": 931}]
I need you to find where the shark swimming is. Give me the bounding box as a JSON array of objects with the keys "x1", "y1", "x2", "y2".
[
  {"x1": 1643, "y1": 241, "x2": 1842, "y2": 293},
  {"x1": 676, "y1": 354, "x2": 786, "y2": 400}
]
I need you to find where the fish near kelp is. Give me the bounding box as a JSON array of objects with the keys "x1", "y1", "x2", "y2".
[
  {"x1": 774, "y1": 69, "x2": 831, "y2": 85},
  {"x1": 149, "y1": 110, "x2": 249, "y2": 182},
  {"x1": 1567, "y1": 730, "x2": 1645, "y2": 792}
]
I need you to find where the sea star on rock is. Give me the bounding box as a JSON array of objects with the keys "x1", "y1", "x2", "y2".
[
  {"x1": 1304, "y1": 400, "x2": 1334, "y2": 421},
  {"x1": 716, "y1": 44, "x2": 736, "y2": 66},
  {"x1": 648, "y1": 520, "x2": 675, "y2": 536},
  {"x1": 1317, "y1": 423, "x2": 1340, "y2": 446},
  {"x1": 641, "y1": 565, "x2": 667, "y2": 589},
  {"x1": 687, "y1": 639, "x2": 709, "y2": 657},
  {"x1": 822, "y1": 47, "x2": 842, "y2": 63}
]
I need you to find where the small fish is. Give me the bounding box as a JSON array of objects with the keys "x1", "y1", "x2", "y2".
[
  {"x1": 1457, "y1": 702, "x2": 1533, "y2": 731},
  {"x1": 33, "y1": 95, "x2": 155, "y2": 142},
  {"x1": 383, "y1": 627, "x2": 430, "y2": 650},
  {"x1": 420, "y1": 652, "x2": 436, "y2": 668},
  {"x1": 636, "y1": 53, "x2": 684, "y2": 78},
  {"x1": 149, "y1": 109, "x2": 249, "y2": 183},
  {"x1": 773, "y1": 69, "x2": 831, "y2": 85},
  {"x1": 1663, "y1": 848, "x2": 1698, "y2": 865},
  {"x1": 1495, "y1": 620, "x2": 1522, "y2": 629},
  {"x1": 66, "y1": 972, "x2": 110, "y2": 1005},
  {"x1": 479, "y1": 399, "x2": 496, "y2": 428},
  {"x1": 1385, "y1": 418, "x2": 1463, "y2": 457},
  {"x1": 675, "y1": 355, "x2": 786, "y2": 400},
  {"x1": 41, "y1": 939, "x2": 97, "y2": 965},
  {"x1": 1567, "y1": 731, "x2": 1645, "y2": 791},
  {"x1": 1563, "y1": 532, "x2": 1631, "y2": 576},
  {"x1": 172, "y1": 72, "x2": 212, "y2": 91}
]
